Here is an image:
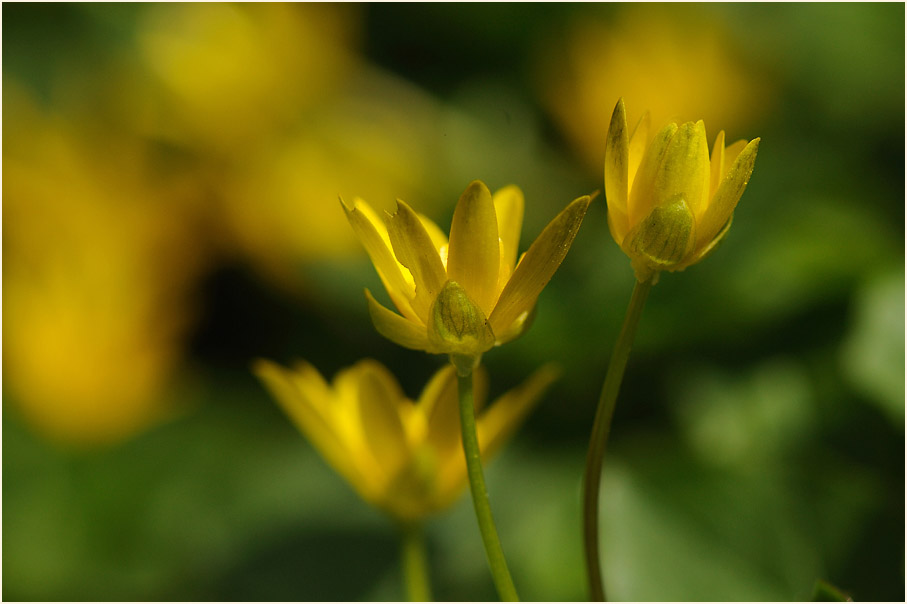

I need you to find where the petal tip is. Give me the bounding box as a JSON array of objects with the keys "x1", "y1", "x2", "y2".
[{"x1": 251, "y1": 358, "x2": 279, "y2": 377}]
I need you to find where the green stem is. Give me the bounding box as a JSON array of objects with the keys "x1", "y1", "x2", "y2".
[
  {"x1": 457, "y1": 368, "x2": 520, "y2": 602},
  {"x1": 401, "y1": 522, "x2": 432, "y2": 602},
  {"x1": 582, "y1": 276, "x2": 654, "y2": 601}
]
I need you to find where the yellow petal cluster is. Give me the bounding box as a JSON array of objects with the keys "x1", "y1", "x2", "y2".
[
  {"x1": 255, "y1": 358, "x2": 558, "y2": 521},
  {"x1": 343, "y1": 181, "x2": 592, "y2": 359},
  {"x1": 539, "y1": 6, "x2": 771, "y2": 173},
  {"x1": 605, "y1": 99, "x2": 760, "y2": 282}
]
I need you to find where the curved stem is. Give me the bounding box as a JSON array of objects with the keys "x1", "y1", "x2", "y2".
[
  {"x1": 582, "y1": 276, "x2": 654, "y2": 601},
  {"x1": 401, "y1": 522, "x2": 432, "y2": 602},
  {"x1": 457, "y1": 368, "x2": 520, "y2": 602}
]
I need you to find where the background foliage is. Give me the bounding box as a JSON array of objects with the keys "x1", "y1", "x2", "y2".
[{"x1": 3, "y1": 3, "x2": 904, "y2": 601}]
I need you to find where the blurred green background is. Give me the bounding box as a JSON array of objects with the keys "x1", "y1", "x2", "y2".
[{"x1": 3, "y1": 3, "x2": 904, "y2": 601}]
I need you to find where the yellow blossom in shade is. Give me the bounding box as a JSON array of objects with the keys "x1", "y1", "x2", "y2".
[
  {"x1": 342, "y1": 181, "x2": 592, "y2": 360},
  {"x1": 137, "y1": 2, "x2": 359, "y2": 150},
  {"x1": 2, "y1": 85, "x2": 203, "y2": 446},
  {"x1": 255, "y1": 359, "x2": 559, "y2": 522},
  {"x1": 539, "y1": 6, "x2": 772, "y2": 172},
  {"x1": 605, "y1": 99, "x2": 760, "y2": 283}
]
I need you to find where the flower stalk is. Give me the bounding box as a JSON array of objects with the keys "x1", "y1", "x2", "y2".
[
  {"x1": 582, "y1": 276, "x2": 653, "y2": 601},
  {"x1": 457, "y1": 366, "x2": 519, "y2": 602},
  {"x1": 401, "y1": 522, "x2": 432, "y2": 602}
]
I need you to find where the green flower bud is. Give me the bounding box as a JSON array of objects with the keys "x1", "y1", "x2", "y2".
[
  {"x1": 624, "y1": 194, "x2": 695, "y2": 274},
  {"x1": 428, "y1": 280, "x2": 495, "y2": 366}
]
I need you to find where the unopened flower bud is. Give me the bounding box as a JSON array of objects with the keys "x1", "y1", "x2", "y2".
[
  {"x1": 624, "y1": 194, "x2": 695, "y2": 281},
  {"x1": 428, "y1": 281, "x2": 495, "y2": 365}
]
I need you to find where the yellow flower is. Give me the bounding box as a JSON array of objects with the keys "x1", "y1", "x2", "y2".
[
  {"x1": 137, "y1": 3, "x2": 358, "y2": 150},
  {"x1": 342, "y1": 181, "x2": 591, "y2": 361},
  {"x1": 604, "y1": 98, "x2": 760, "y2": 282},
  {"x1": 255, "y1": 359, "x2": 558, "y2": 521},
  {"x1": 3, "y1": 85, "x2": 202, "y2": 446},
  {"x1": 538, "y1": 5, "x2": 772, "y2": 173}
]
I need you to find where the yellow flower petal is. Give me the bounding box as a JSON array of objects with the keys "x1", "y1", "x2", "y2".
[
  {"x1": 385, "y1": 200, "x2": 448, "y2": 321},
  {"x1": 604, "y1": 98, "x2": 631, "y2": 242},
  {"x1": 492, "y1": 185, "x2": 524, "y2": 286},
  {"x1": 418, "y1": 213, "x2": 449, "y2": 261},
  {"x1": 627, "y1": 111, "x2": 651, "y2": 189},
  {"x1": 493, "y1": 299, "x2": 537, "y2": 347},
  {"x1": 253, "y1": 359, "x2": 366, "y2": 493},
  {"x1": 421, "y1": 364, "x2": 460, "y2": 469},
  {"x1": 356, "y1": 363, "x2": 410, "y2": 482},
  {"x1": 709, "y1": 130, "x2": 726, "y2": 200},
  {"x1": 447, "y1": 181, "x2": 501, "y2": 316},
  {"x1": 365, "y1": 289, "x2": 438, "y2": 352},
  {"x1": 476, "y1": 364, "x2": 560, "y2": 460},
  {"x1": 489, "y1": 194, "x2": 591, "y2": 337},
  {"x1": 341, "y1": 198, "x2": 419, "y2": 322},
  {"x1": 354, "y1": 359, "x2": 407, "y2": 408},
  {"x1": 416, "y1": 363, "x2": 457, "y2": 428},
  {"x1": 683, "y1": 212, "x2": 734, "y2": 270},
  {"x1": 722, "y1": 139, "x2": 748, "y2": 175},
  {"x1": 611, "y1": 110, "x2": 652, "y2": 247},
  {"x1": 697, "y1": 138, "x2": 760, "y2": 246},
  {"x1": 628, "y1": 122, "x2": 678, "y2": 225},
  {"x1": 654, "y1": 120, "x2": 711, "y2": 219}
]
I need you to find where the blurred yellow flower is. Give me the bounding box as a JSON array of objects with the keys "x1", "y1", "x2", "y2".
[
  {"x1": 3, "y1": 86, "x2": 203, "y2": 446},
  {"x1": 136, "y1": 3, "x2": 447, "y2": 287},
  {"x1": 137, "y1": 2, "x2": 358, "y2": 150},
  {"x1": 342, "y1": 181, "x2": 591, "y2": 361},
  {"x1": 605, "y1": 99, "x2": 760, "y2": 282},
  {"x1": 540, "y1": 5, "x2": 771, "y2": 171},
  {"x1": 255, "y1": 359, "x2": 558, "y2": 522},
  {"x1": 218, "y1": 72, "x2": 448, "y2": 280}
]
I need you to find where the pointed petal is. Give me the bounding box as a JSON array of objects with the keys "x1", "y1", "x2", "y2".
[
  {"x1": 489, "y1": 195, "x2": 591, "y2": 336},
  {"x1": 654, "y1": 120, "x2": 711, "y2": 219},
  {"x1": 254, "y1": 360, "x2": 366, "y2": 493},
  {"x1": 709, "y1": 130, "x2": 726, "y2": 200},
  {"x1": 492, "y1": 298, "x2": 536, "y2": 347},
  {"x1": 628, "y1": 122, "x2": 678, "y2": 226},
  {"x1": 611, "y1": 110, "x2": 651, "y2": 246},
  {"x1": 723, "y1": 139, "x2": 748, "y2": 175},
  {"x1": 366, "y1": 289, "x2": 438, "y2": 353},
  {"x1": 604, "y1": 98, "x2": 630, "y2": 241},
  {"x1": 606, "y1": 204, "x2": 628, "y2": 250},
  {"x1": 493, "y1": 185, "x2": 524, "y2": 284},
  {"x1": 355, "y1": 359, "x2": 407, "y2": 406},
  {"x1": 341, "y1": 198, "x2": 419, "y2": 322},
  {"x1": 477, "y1": 364, "x2": 560, "y2": 459},
  {"x1": 418, "y1": 213, "x2": 449, "y2": 258},
  {"x1": 356, "y1": 363, "x2": 409, "y2": 479},
  {"x1": 421, "y1": 364, "x2": 460, "y2": 467},
  {"x1": 627, "y1": 111, "x2": 651, "y2": 189},
  {"x1": 386, "y1": 200, "x2": 448, "y2": 321},
  {"x1": 682, "y1": 212, "x2": 735, "y2": 270},
  {"x1": 447, "y1": 181, "x2": 501, "y2": 316},
  {"x1": 697, "y1": 138, "x2": 760, "y2": 246},
  {"x1": 416, "y1": 363, "x2": 458, "y2": 427}
]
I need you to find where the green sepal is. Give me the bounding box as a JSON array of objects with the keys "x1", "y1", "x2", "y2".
[{"x1": 428, "y1": 280, "x2": 495, "y2": 358}]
